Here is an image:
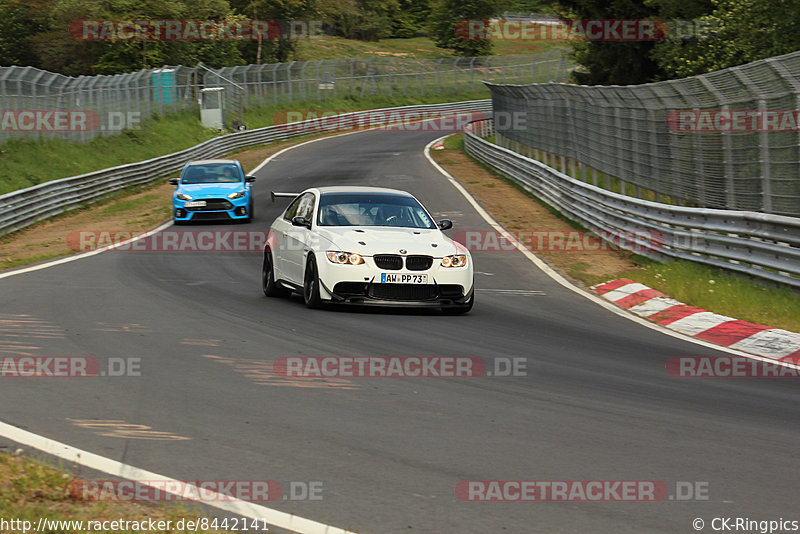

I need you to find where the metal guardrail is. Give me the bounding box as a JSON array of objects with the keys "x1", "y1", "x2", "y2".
[
  {"x1": 464, "y1": 119, "x2": 800, "y2": 288},
  {"x1": 0, "y1": 100, "x2": 491, "y2": 237}
]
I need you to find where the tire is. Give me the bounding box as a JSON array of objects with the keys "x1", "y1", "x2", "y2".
[
  {"x1": 262, "y1": 250, "x2": 289, "y2": 298},
  {"x1": 303, "y1": 255, "x2": 323, "y2": 309},
  {"x1": 442, "y1": 291, "x2": 474, "y2": 315}
]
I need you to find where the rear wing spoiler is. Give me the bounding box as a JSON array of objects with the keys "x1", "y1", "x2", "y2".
[{"x1": 271, "y1": 191, "x2": 300, "y2": 203}]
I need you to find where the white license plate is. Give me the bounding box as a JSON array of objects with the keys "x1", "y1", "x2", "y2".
[
  {"x1": 184, "y1": 201, "x2": 207, "y2": 208},
  {"x1": 380, "y1": 273, "x2": 428, "y2": 284}
]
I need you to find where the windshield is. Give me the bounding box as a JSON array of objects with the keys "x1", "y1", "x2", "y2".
[
  {"x1": 317, "y1": 193, "x2": 436, "y2": 229},
  {"x1": 181, "y1": 163, "x2": 241, "y2": 184}
]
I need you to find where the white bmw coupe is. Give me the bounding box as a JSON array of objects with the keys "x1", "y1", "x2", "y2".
[{"x1": 262, "y1": 186, "x2": 474, "y2": 314}]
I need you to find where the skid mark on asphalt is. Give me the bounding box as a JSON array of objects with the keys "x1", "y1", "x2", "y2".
[
  {"x1": 203, "y1": 354, "x2": 358, "y2": 390},
  {"x1": 92, "y1": 322, "x2": 148, "y2": 333},
  {"x1": 67, "y1": 419, "x2": 190, "y2": 440},
  {"x1": 0, "y1": 342, "x2": 41, "y2": 356},
  {"x1": 181, "y1": 338, "x2": 221, "y2": 346},
  {"x1": 0, "y1": 314, "x2": 64, "y2": 340},
  {"x1": 0, "y1": 314, "x2": 67, "y2": 355},
  {"x1": 476, "y1": 289, "x2": 547, "y2": 296}
]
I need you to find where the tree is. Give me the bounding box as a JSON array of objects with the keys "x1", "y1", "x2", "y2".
[
  {"x1": 649, "y1": 0, "x2": 800, "y2": 78},
  {"x1": 0, "y1": 0, "x2": 49, "y2": 67},
  {"x1": 14, "y1": 0, "x2": 245, "y2": 75},
  {"x1": 430, "y1": 0, "x2": 501, "y2": 56},
  {"x1": 557, "y1": 0, "x2": 665, "y2": 85},
  {"x1": 319, "y1": 0, "x2": 399, "y2": 41},
  {"x1": 391, "y1": 0, "x2": 432, "y2": 38},
  {"x1": 229, "y1": 0, "x2": 318, "y2": 63}
]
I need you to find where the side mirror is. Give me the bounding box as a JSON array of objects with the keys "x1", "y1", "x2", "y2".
[
  {"x1": 168, "y1": 178, "x2": 179, "y2": 185},
  {"x1": 438, "y1": 219, "x2": 453, "y2": 231},
  {"x1": 245, "y1": 175, "x2": 256, "y2": 183},
  {"x1": 292, "y1": 216, "x2": 311, "y2": 229}
]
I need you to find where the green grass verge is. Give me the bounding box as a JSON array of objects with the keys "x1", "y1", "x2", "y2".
[
  {"x1": 293, "y1": 35, "x2": 568, "y2": 61},
  {"x1": 616, "y1": 259, "x2": 800, "y2": 332},
  {"x1": 0, "y1": 90, "x2": 492, "y2": 196},
  {"x1": 0, "y1": 451, "x2": 222, "y2": 533},
  {"x1": 99, "y1": 195, "x2": 161, "y2": 216}
]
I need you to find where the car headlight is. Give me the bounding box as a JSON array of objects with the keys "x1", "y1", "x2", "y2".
[
  {"x1": 227, "y1": 190, "x2": 246, "y2": 199},
  {"x1": 176, "y1": 193, "x2": 193, "y2": 201},
  {"x1": 326, "y1": 251, "x2": 365, "y2": 265},
  {"x1": 441, "y1": 254, "x2": 468, "y2": 268}
]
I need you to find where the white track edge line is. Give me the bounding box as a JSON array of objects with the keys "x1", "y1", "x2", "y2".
[
  {"x1": 423, "y1": 135, "x2": 800, "y2": 370},
  {"x1": 0, "y1": 221, "x2": 174, "y2": 280},
  {"x1": 0, "y1": 421, "x2": 354, "y2": 534}
]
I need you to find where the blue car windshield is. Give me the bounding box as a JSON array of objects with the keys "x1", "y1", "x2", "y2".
[
  {"x1": 317, "y1": 193, "x2": 436, "y2": 229},
  {"x1": 181, "y1": 164, "x2": 241, "y2": 184}
]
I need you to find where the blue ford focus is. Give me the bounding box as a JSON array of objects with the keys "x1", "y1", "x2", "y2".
[{"x1": 169, "y1": 159, "x2": 256, "y2": 223}]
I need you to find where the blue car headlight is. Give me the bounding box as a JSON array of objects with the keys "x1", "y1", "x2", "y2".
[
  {"x1": 227, "y1": 190, "x2": 246, "y2": 200},
  {"x1": 176, "y1": 193, "x2": 193, "y2": 201}
]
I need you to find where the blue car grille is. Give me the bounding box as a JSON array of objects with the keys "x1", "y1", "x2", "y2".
[
  {"x1": 190, "y1": 212, "x2": 232, "y2": 221},
  {"x1": 186, "y1": 198, "x2": 233, "y2": 211}
]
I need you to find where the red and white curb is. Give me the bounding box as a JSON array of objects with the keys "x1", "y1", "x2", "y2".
[{"x1": 593, "y1": 279, "x2": 800, "y2": 362}]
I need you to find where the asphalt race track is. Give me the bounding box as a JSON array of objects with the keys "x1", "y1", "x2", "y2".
[{"x1": 1, "y1": 127, "x2": 798, "y2": 533}]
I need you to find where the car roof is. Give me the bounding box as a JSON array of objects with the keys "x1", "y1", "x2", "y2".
[
  {"x1": 312, "y1": 186, "x2": 414, "y2": 196},
  {"x1": 185, "y1": 159, "x2": 239, "y2": 166}
]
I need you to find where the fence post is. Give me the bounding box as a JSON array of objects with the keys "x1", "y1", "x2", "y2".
[
  {"x1": 469, "y1": 57, "x2": 476, "y2": 91},
  {"x1": 698, "y1": 75, "x2": 734, "y2": 209},
  {"x1": 730, "y1": 68, "x2": 772, "y2": 212},
  {"x1": 387, "y1": 58, "x2": 393, "y2": 97},
  {"x1": 766, "y1": 57, "x2": 800, "y2": 215}
]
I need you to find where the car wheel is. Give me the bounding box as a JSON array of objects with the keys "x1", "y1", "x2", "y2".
[
  {"x1": 442, "y1": 291, "x2": 474, "y2": 315},
  {"x1": 303, "y1": 255, "x2": 323, "y2": 309},
  {"x1": 262, "y1": 250, "x2": 289, "y2": 298}
]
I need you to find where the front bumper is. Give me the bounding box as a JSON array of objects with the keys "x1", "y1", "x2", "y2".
[
  {"x1": 316, "y1": 258, "x2": 473, "y2": 307},
  {"x1": 173, "y1": 196, "x2": 250, "y2": 222}
]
